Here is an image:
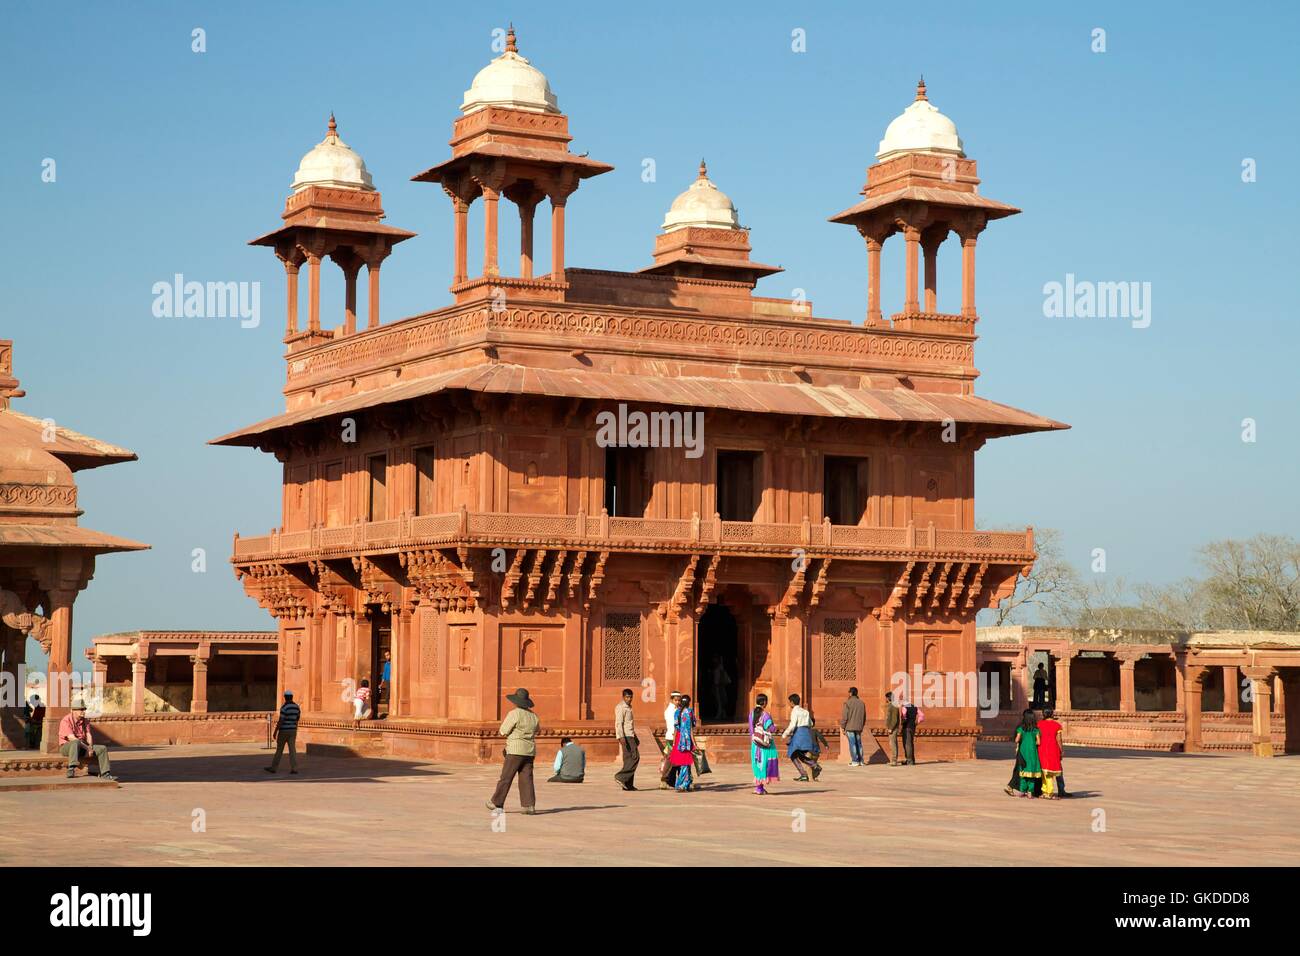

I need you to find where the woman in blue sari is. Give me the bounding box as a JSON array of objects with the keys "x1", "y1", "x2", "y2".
[
  {"x1": 669, "y1": 694, "x2": 698, "y2": 791},
  {"x1": 749, "y1": 693, "x2": 780, "y2": 795}
]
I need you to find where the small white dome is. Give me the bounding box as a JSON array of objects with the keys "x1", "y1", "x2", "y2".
[
  {"x1": 662, "y1": 161, "x2": 742, "y2": 233},
  {"x1": 291, "y1": 116, "x2": 375, "y2": 192},
  {"x1": 876, "y1": 80, "x2": 964, "y2": 161},
  {"x1": 461, "y1": 29, "x2": 559, "y2": 115}
]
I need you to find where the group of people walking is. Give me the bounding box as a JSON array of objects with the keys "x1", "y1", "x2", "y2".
[
  {"x1": 1006, "y1": 707, "x2": 1067, "y2": 799},
  {"x1": 486, "y1": 685, "x2": 921, "y2": 809}
]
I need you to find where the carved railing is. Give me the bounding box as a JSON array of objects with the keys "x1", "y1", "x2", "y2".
[{"x1": 232, "y1": 510, "x2": 1034, "y2": 563}]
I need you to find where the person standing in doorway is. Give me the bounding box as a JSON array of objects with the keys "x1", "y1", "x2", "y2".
[
  {"x1": 378, "y1": 651, "x2": 392, "y2": 718},
  {"x1": 488, "y1": 688, "x2": 539, "y2": 814},
  {"x1": 1032, "y1": 663, "x2": 1048, "y2": 709},
  {"x1": 659, "y1": 690, "x2": 682, "y2": 789},
  {"x1": 885, "y1": 692, "x2": 901, "y2": 766},
  {"x1": 613, "y1": 687, "x2": 639, "y2": 791},
  {"x1": 265, "y1": 690, "x2": 301, "y2": 775},
  {"x1": 782, "y1": 693, "x2": 822, "y2": 782},
  {"x1": 709, "y1": 654, "x2": 733, "y2": 720},
  {"x1": 899, "y1": 696, "x2": 919, "y2": 765},
  {"x1": 840, "y1": 687, "x2": 867, "y2": 766},
  {"x1": 749, "y1": 693, "x2": 780, "y2": 795}
]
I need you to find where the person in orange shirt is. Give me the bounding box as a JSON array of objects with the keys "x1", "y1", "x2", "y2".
[{"x1": 58, "y1": 701, "x2": 114, "y2": 781}]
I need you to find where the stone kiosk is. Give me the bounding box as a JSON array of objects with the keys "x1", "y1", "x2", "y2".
[
  {"x1": 0, "y1": 340, "x2": 147, "y2": 765},
  {"x1": 213, "y1": 33, "x2": 1066, "y2": 764}
]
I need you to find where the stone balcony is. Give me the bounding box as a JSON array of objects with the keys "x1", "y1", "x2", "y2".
[{"x1": 231, "y1": 508, "x2": 1034, "y2": 565}]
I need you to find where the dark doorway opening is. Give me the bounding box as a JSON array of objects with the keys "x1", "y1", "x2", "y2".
[
  {"x1": 604, "y1": 446, "x2": 649, "y2": 517},
  {"x1": 823, "y1": 455, "x2": 869, "y2": 525},
  {"x1": 698, "y1": 603, "x2": 739, "y2": 723},
  {"x1": 371, "y1": 611, "x2": 391, "y2": 719},
  {"x1": 717, "y1": 450, "x2": 760, "y2": 522}
]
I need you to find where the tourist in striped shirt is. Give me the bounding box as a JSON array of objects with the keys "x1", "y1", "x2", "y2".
[{"x1": 265, "y1": 691, "x2": 301, "y2": 774}]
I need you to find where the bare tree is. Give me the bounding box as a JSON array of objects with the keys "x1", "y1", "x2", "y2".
[
  {"x1": 1198, "y1": 534, "x2": 1300, "y2": 631},
  {"x1": 980, "y1": 527, "x2": 1080, "y2": 625}
]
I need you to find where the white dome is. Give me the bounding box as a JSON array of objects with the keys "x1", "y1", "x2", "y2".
[
  {"x1": 662, "y1": 162, "x2": 742, "y2": 233},
  {"x1": 461, "y1": 29, "x2": 559, "y2": 115},
  {"x1": 291, "y1": 116, "x2": 375, "y2": 192},
  {"x1": 876, "y1": 80, "x2": 964, "y2": 160}
]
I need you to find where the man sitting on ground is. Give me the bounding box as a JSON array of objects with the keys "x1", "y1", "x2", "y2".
[
  {"x1": 548, "y1": 736, "x2": 586, "y2": 783},
  {"x1": 58, "y1": 700, "x2": 115, "y2": 781}
]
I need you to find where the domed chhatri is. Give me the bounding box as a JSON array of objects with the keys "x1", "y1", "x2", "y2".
[
  {"x1": 461, "y1": 26, "x2": 560, "y2": 115},
  {"x1": 661, "y1": 160, "x2": 742, "y2": 233},
  {"x1": 876, "y1": 78, "x2": 964, "y2": 161},
  {"x1": 291, "y1": 114, "x2": 376, "y2": 193}
]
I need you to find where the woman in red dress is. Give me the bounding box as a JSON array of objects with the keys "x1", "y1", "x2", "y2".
[{"x1": 1038, "y1": 708, "x2": 1065, "y2": 798}]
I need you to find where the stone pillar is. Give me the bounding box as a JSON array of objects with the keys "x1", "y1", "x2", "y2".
[
  {"x1": 361, "y1": 256, "x2": 379, "y2": 329},
  {"x1": 342, "y1": 257, "x2": 360, "y2": 336},
  {"x1": 1222, "y1": 665, "x2": 1239, "y2": 713},
  {"x1": 453, "y1": 196, "x2": 469, "y2": 284},
  {"x1": 958, "y1": 223, "x2": 984, "y2": 319},
  {"x1": 397, "y1": 604, "x2": 413, "y2": 718},
  {"x1": 482, "y1": 185, "x2": 500, "y2": 277},
  {"x1": 1242, "y1": 666, "x2": 1276, "y2": 758},
  {"x1": 903, "y1": 226, "x2": 920, "y2": 313},
  {"x1": 306, "y1": 252, "x2": 322, "y2": 332},
  {"x1": 1275, "y1": 674, "x2": 1286, "y2": 712},
  {"x1": 282, "y1": 257, "x2": 300, "y2": 337},
  {"x1": 1174, "y1": 654, "x2": 1185, "y2": 714},
  {"x1": 1118, "y1": 655, "x2": 1137, "y2": 713},
  {"x1": 131, "y1": 653, "x2": 147, "y2": 715},
  {"x1": 41, "y1": 589, "x2": 75, "y2": 753},
  {"x1": 309, "y1": 612, "x2": 324, "y2": 712},
  {"x1": 190, "y1": 652, "x2": 209, "y2": 714},
  {"x1": 865, "y1": 236, "x2": 883, "y2": 325},
  {"x1": 1054, "y1": 653, "x2": 1072, "y2": 711},
  {"x1": 1183, "y1": 665, "x2": 1206, "y2": 753},
  {"x1": 518, "y1": 198, "x2": 538, "y2": 279},
  {"x1": 550, "y1": 197, "x2": 567, "y2": 279},
  {"x1": 922, "y1": 234, "x2": 941, "y2": 312}
]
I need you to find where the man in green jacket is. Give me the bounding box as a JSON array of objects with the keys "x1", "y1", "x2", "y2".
[
  {"x1": 488, "y1": 688, "x2": 540, "y2": 814},
  {"x1": 885, "y1": 691, "x2": 901, "y2": 766}
]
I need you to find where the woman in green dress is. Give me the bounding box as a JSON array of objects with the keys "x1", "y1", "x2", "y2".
[{"x1": 1013, "y1": 708, "x2": 1041, "y2": 798}]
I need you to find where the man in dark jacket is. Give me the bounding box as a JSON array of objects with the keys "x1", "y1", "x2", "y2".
[
  {"x1": 885, "y1": 691, "x2": 901, "y2": 766},
  {"x1": 900, "y1": 698, "x2": 918, "y2": 765},
  {"x1": 840, "y1": 687, "x2": 867, "y2": 766}
]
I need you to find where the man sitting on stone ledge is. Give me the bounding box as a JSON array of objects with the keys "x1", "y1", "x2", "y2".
[{"x1": 58, "y1": 700, "x2": 115, "y2": 781}]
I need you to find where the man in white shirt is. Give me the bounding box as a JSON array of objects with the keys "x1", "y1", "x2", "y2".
[
  {"x1": 659, "y1": 691, "x2": 682, "y2": 789},
  {"x1": 781, "y1": 693, "x2": 822, "y2": 781}
]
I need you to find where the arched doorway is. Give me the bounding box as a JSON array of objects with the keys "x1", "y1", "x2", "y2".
[{"x1": 698, "y1": 603, "x2": 739, "y2": 723}]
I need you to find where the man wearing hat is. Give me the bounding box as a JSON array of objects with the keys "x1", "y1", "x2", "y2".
[
  {"x1": 488, "y1": 688, "x2": 539, "y2": 814},
  {"x1": 58, "y1": 700, "x2": 114, "y2": 781},
  {"x1": 265, "y1": 690, "x2": 301, "y2": 775}
]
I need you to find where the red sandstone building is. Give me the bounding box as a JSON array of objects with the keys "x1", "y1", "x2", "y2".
[
  {"x1": 214, "y1": 34, "x2": 1064, "y2": 761},
  {"x1": 0, "y1": 340, "x2": 148, "y2": 754}
]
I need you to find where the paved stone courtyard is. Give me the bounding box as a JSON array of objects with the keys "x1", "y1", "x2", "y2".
[{"x1": 2, "y1": 743, "x2": 1297, "y2": 866}]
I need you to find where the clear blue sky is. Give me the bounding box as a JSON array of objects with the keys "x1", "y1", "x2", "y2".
[{"x1": 3, "y1": 1, "x2": 1297, "y2": 658}]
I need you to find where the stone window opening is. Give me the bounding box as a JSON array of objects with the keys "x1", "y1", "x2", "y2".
[
  {"x1": 823, "y1": 455, "x2": 869, "y2": 526},
  {"x1": 716, "y1": 450, "x2": 760, "y2": 522}
]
